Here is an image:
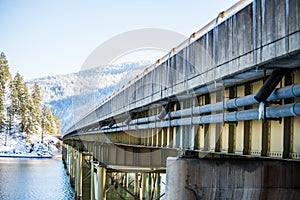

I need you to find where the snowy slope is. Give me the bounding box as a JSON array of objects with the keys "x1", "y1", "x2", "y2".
[
  {"x1": 26, "y1": 61, "x2": 152, "y2": 134},
  {"x1": 0, "y1": 131, "x2": 61, "y2": 157}
]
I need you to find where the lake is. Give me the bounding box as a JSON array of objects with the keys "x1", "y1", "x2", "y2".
[{"x1": 0, "y1": 157, "x2": 74, "y2": 200}]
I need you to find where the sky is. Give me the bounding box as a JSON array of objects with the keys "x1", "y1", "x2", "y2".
[{"x1": 0, "y1": 0, "x2": 240, "y2": 80}]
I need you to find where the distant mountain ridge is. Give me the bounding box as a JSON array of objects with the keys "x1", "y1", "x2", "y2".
[{"x1": 26, "y1": 61, "x2": 152, "y2": 134}]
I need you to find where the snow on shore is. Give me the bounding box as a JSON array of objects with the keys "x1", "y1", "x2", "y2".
[{"x1": 0, "y1": 132, "x2": 61, "y2": 158}]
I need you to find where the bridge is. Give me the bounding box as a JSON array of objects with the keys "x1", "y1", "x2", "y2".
[{"x1": 62, "y1": 0, "x2": 300, "y2": 199}]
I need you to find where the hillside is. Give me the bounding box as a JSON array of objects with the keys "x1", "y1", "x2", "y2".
[{"x1": 27, "y1": 61, "x2": 152, "y2": 134}]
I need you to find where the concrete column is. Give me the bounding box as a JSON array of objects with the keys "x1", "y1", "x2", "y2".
[
  {"x1": 70, "y1": 148, "x2": 75, "y2": 186},
  {"x1": 184, "y1": 126, "x2": 190, "y2": 150},
  {"x1": 134, "y1": 173, "x2": 139, "y2": 197},
  {"x1": 65, "y1": 145, "x2": 68, "y2": 174},
  {"x1": 90, "y1": 162, "x2": 95, "y2": 200},
  {"x1": 173, "y1": 127, "x2": 177, "y2": 148},
  {"x1": 123, "y1": 173, "x2": 127, "y2": 188},
  {"x1": 179, "y1": 126, "x2": 184, "y2": 151},
  {"x1": 243, "y1": 82, "x2": 252, "y2": 155},
  {"x1": 140, "y1": 173, "x2": 146, "y2": 200},
  {"x1": 120, "y1": 173, "x2": 124, "y2": 187},
  {"x1": 97, "y1": 165, "x2": 106, "y2": 200},
  {"x1": 156, "y1": 173, "x2": 161, "y2": 199},
  {"x1": 75, "y1": 151, "x2": 78, "y2": 197},
  {"x1": 148, "y1": 173, "x2": 152, "y2": 199},
  {"x1": 261, "y1": 120, "x2": 270, "y2": 156},
  {"x1": 190, "y1": 126, "x2": 195, "y2": 150},
  {"x1": 228, "y1": 123, "x2": 236, "y2": 153},
  {"x1": 67, "y1": 145, "x2": 71, "y2": 175},
  {"x1": 126, "y1": 173, "x2": 130, "y2": 188},
  {"x1": 75, "y1": 150, "x2": 83, "y2": 199}
]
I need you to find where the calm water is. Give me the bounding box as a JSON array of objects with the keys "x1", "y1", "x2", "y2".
[{"x1": 0, "y1": 157, "x2": 74, "y2": 200}]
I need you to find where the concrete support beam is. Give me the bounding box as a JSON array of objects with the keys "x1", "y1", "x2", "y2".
[
  {"x1": 283, "y1": 72, "x2": 293, "y2": 158},
  {"x1": 228, "y1": 87, "x2": 237, "y2": 154},
  {"x1": 228, "y1": 123, "x2": 236, "y2": 153},
  {"x1": 215, "y1": 90, "x2": 223, "y2": 152},
  {"x1": 215, "y1": 123, "x2": 222, "y2": 152},
  {"x1": 261, "y1": 121, "x2": 271, "y2": 156},
  {"x1": 204, "y1": 94, "x2": 210, "y2": 151},
  {"x1": 243, "y1": 82, "x2": 252, "y2": 155}
]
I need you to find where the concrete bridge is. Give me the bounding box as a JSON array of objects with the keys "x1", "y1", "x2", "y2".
[{"x1": 62, "y1": 0, "x2": 300, "y2": 199}]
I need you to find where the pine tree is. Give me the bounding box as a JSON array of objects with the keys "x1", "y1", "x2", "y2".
[
  {"x1": 0, "y1": 52, "x2": 11, "y2": 132},
  {"x1": 49, "y1": 114, "x2": 60, "y2": 136},
  {"x1": 31, "y1": 83, "x2": 42, "y2": 134},
  {"x1": 53, "y1": 115, "x2": 61, "y2": 136},
  {"x1": 0, "y1": 52, "x2": 10, "y2": 87},
  {"x1": 41, "y1": 105, "x2": 50, "y2": 135},
  {"x1": 10, "y1": 73, "x2": 24, "y2": 118},
  {"x1": 9, "y1": 73, "x2": 34, "y2": 137},
  {"x1": 20, "y1": 84, "x2": 31, "y2": 133},
  {"x1": 41, "y1": 105, "x2": 60, "y2": 136}
]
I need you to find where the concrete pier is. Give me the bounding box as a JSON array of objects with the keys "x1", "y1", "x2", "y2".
[
  {"x1": 97, "y1": 165, "x2": 106, "y2": 200},
  {"x1": 166, "y1": 157, "x2": 300, "y2": 200}
]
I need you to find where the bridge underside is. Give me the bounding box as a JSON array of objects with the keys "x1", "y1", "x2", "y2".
[{"x1": 64, "y1": 139, "x2": 177, "y2": 172}]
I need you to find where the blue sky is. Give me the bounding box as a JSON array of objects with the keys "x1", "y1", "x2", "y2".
[{"x1": 0, "y1": 0, "x2": 239, "y2": 80}]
